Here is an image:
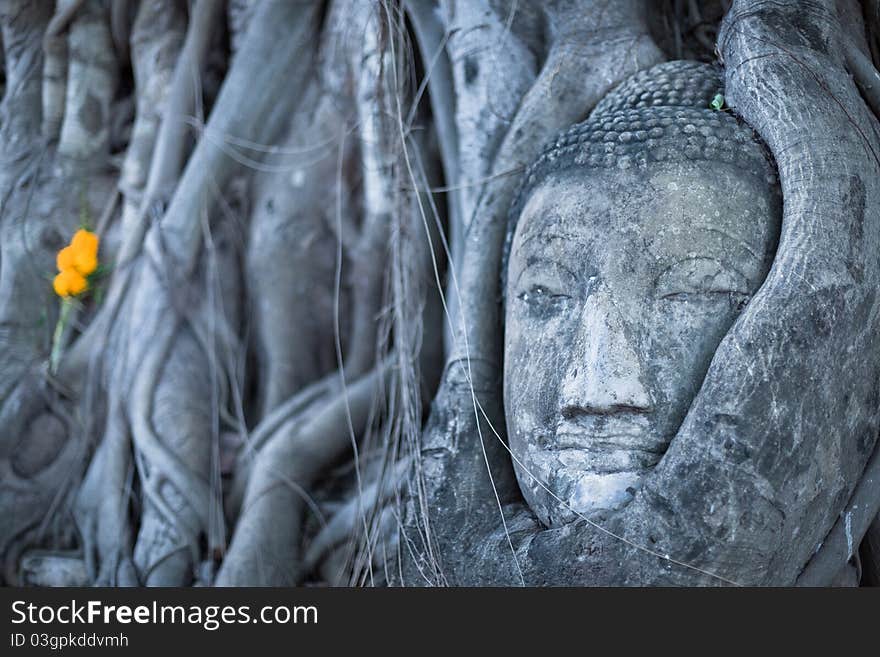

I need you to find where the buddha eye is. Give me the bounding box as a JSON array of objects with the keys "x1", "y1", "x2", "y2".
[
  {"x1": 516, "y1": 284, "x2": 571, "y2": 317},
  {"x1": 511, "y1": 263, "x2": 574, "y2": 316},
  {"x1": 655, "y1": 258, "x2": 751, "y2": 306},
  {"x1": 660, "y1": 290, "x2": 751, "y2": 309},
  {"x1": 520, "y1": 285, "x2": 569, "y2": 304}
]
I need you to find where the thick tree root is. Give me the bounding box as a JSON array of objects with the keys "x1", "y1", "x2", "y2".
[{"x1": 216, "y1": 363, "x2": 390, "y2": 586}]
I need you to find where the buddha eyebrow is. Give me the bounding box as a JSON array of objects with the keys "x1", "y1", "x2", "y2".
[
  {"x1": 510, "y1": 256, "x2": 577, "y2": 290},
  {"x1": 696, "y1": 226, "x2": 762, "y2": 260},
  {"x1": 516, "y1": 232, "x2": 579, "y2": 251},
  {"x1": 651, "y1": 225, "x2": 764, "y2": 262}
]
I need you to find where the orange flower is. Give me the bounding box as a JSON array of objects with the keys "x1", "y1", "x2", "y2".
[
  {"x1": 53, "y1": 269, "x2": 88, "y2": 297},
  {"x1": 70, "y1": 228, "x2": 99, "y2": 256},
  {"x1": 54, "y1": 228, "x2": 99, "y2": 290},
  {"x1": 72, "y1": 248, "x2": 98, "y2": 276},
  {"x1": 56, "y1": 245, "x2": 76, "y2": 271}
]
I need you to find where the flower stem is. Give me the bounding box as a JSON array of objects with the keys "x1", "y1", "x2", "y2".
[{"x1": 50, "y1": 298, "x2": 73, "y2": 374}]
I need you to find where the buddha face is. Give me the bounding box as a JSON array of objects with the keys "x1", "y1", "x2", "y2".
[{"x1": 504, "y1": 160, "x2": 780, "y2": 527}]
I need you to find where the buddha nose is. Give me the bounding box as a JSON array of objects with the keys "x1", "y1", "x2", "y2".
[{"x1": 560, "y1": 286, "x2": 653, "y2": 416}]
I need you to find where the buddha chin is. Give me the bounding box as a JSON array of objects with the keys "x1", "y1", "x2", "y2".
[{"x1": 502, "y1": 74, "x2": 781, "y2": 527}]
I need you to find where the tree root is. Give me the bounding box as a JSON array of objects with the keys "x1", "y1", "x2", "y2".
[
  {"x1": 797, "y1": 434, "x2": 880, "y2": 585},
  {"x1": 57, "y1": 0, "x2": 117, "y2": 162},
  {"x1": 303, "y1": 456, "x2": 410, "y2": 576},
  {"x1": 216, "y1": 362, "x2": 391, "y2": 586},
  {"x1": 117, "y1": 0, "x2": 186, "y2": 235},
  {"x1": 846, "y1": 40, "x2": 880, "y2": 118}
]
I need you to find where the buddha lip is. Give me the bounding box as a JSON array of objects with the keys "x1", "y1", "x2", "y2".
[
  {"x1": 552, "y1": 422, "x2": 668, "y2": 453},
  {"x1": 551, "y1": 434, "x2": 666, "y2": 454}
]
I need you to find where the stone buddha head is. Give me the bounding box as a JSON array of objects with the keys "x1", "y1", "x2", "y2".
[{"x1": 503, "y1": 61, "x2": 782, "y2": 527}]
